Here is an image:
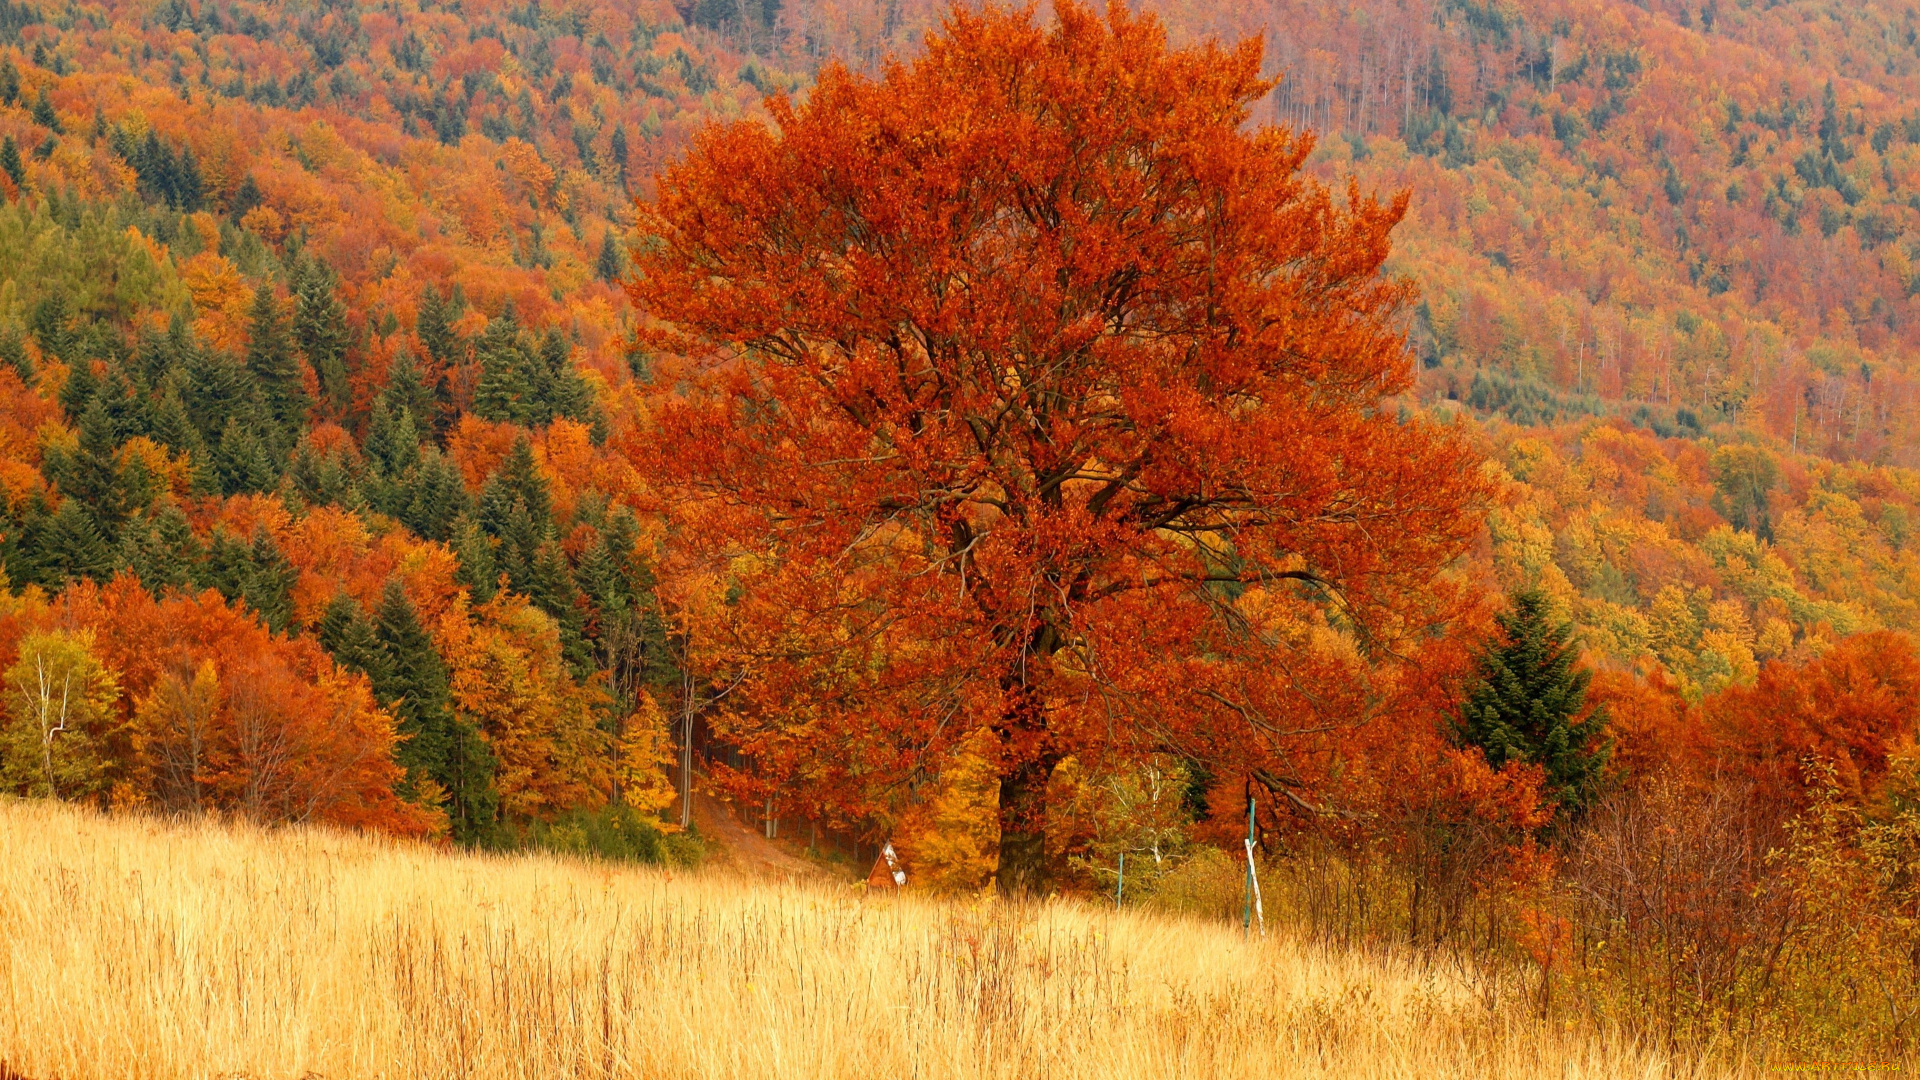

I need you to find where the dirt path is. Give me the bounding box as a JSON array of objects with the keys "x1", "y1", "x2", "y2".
[{"x1": 690, "y1": 788, "x2": 830, "y2": 882}]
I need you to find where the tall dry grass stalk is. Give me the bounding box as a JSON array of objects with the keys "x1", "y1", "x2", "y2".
[{"x1": 0, "y1": 798, "x2": 1733, "y2": 1079}]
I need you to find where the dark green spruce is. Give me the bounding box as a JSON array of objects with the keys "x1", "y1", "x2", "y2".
[{"x1": 1454, "y1": 589, "x2": 1613, "y2": 818}]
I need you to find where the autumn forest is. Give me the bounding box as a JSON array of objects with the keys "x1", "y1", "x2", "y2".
[{"x1": 3, "y1": 0, "x2": 1920, "y2": 1069}]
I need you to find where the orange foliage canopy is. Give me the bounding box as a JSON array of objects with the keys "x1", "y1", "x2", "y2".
[
  {"x1": 1705, "y1": 630, "x2": 1920, "y2": 807},
  {"x1": 4, "y1": 577, "x2": 434, "y2": 834},
  {"x1": 630, "y1": 2, "x2": 1484, "y2": 892}
]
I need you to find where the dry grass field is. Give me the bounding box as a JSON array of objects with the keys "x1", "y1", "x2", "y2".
[{"x1": 0, "y1": 798, "x2": 1738, "y2": 1079}]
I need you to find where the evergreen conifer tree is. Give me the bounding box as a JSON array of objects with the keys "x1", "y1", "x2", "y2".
[
  {"x1": 180, "y1": 345, "x2": 256, "y2": 444},
  {"x1": 133, "y1": 321, "x2": 184, "y2": 385},
  {"x1": 473, "y1": 309, "x2": 536, "y2": 424},
  {"x1": 399, "y1": 446, "x2": 470, "y2": 541},
  {"x1": 373, "y1": 579, "x2": 497, "y2": 842},
  {"x1": 0, "y1": 135, "x2": 22, "y2": 190},
  {"x1": 293, "y1": 265, "x2": 352, "y2": 414},
  {"x1": 597, "y1": 229, "x2": 622, "y2": 282},
  {"x1": 450, "y1": 517, "x2": 498, "y2": 604},
  {"x1": 574, "y1": 534, "x2": 625, "y2": 621},
  {"x1": 608, "y1": 123, "x2": 628, "y2": 185},
  {"x1": 530, "y1": 537, "x2": 590, "y2": 669},
  {"x1": 415, "y1": 285, "x2": 462, "y2": 368},
  {"x1": 57, "y1": 396, "x2": 131, "y2": 538},
  {"x1": 146, "y1": 380, "x2": 201, "y2": 458},
  {"x1": 381, "y1": 350, "x2": 436, "y2": 432},
  {"x1": 539, "y1": 329, "x2": 592, "y2": 423},
  {"x1": 230, "y1": 174, "x2": 262, "y2": 221},
  {"x1": 213, "y1": 415, "x2": 277, "y2": 495},
  {"x1": 0, "y1": 328, "x2": 30, "y2": 384},
  {"x1": 493, "y1": 499, "x2": 543, "y2": 594},
  {"x1": 286, "y1": 441, "x2": 357, "y2": 507},
  {"x1": 478, "y1": 436, "x2": 551, "y2": 535},
  {"x1": 415, "y1": 285, "x2": 465, "y2": 435},
  {"x1": 93, "y1": 361, "x2": 149, "y2": 441},
  {"x1": 32, "y1": 293, "x2": 76, "y2": 366},
  {"x1": 363, "y1": 398, "x2": 422, "y2": 478},
  {"x1": 176, "y1": 146, "x2": 204, "y2": 211},
  {"x1": 1454, "y1": 590, "x2": 1613, "y2": 817},
  {"x1": 41, "y1": 497, "x2": 116, "y2": 583},
  {"x1": 0, "y1": 493, "x2": 51, "y2": 587},
  {"x1": 317, "y1": 591, "x2": 384, "y2": 679},
  {"x1": 245, "y1": 283, "x2": 309, "y2": 436},
  {"x1": 239, "y1": 527, "x2": 297, "y2": 633},
  {"x1": 119, "y1": 503, "x2": 203, "y2": 595},
  {"x1": 30, "y1": 88, "x2": 59, "y2": 132}
]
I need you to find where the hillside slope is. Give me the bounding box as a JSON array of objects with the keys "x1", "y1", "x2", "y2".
[
  {"x1": 0, "y1": 797, "x2": 1729, "y2": 1079},
  {"x1": 0, "y1": 0, "x2": 1917, "y2": 878},
  {"x1": 772, "y1": 0, "x2": 1920, "y2": 461}
]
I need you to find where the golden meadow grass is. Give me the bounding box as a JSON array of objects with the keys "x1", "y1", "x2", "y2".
[{"x1": 0, "y1": 797, "x2": 1735, "y2": 1079}]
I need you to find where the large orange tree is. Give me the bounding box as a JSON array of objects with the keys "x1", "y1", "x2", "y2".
[{"x1": 628, "y1": 2, "x2": 1484, "y2": 892}]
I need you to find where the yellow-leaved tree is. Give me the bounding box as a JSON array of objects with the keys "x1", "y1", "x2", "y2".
[{"x1": 1, "y1": 629, "x2": 123, "y2": 801}]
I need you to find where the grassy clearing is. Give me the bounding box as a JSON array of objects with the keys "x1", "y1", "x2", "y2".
[{"x1": 0, "y1": 798, "x2": 1734, "y2": 1079}]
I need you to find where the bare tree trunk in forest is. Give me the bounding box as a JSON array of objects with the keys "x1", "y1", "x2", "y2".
[
  {"x1": 994, "y1": 747, "x2": 1059, "y2": 897},
  {"x1": 993, "y1": 662, "x2": 1059, "y2": 898}
]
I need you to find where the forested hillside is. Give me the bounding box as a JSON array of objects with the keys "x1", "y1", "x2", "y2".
[
  {"x1": 834, "y1": 0, "x2": 1920, "y2": 462},
  {"x1": 8, "y1": 0, "x2": 1920, "y2": 1055},
  {"x1": 1, "y1": 0, "x2": 1919, "y2": 892}
]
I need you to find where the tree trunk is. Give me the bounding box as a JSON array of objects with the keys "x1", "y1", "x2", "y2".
[
  {"x1": 993, "y1": 627, "x2": 1063, "y2": 897},
  {"x1": 995, "y1": 752, "x2": 1056, "y2": 897}
]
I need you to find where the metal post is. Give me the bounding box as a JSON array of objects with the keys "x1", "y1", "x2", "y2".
[
  {"x1": 1116, "y1": 852, "x2": 1125, "y2": 909},
  {"x1": 1243, "y1": 797, "x2": 1255, "y2": 938},
  {"x1": 680, "y1": 666, "x2": 695, "y2": 829}
]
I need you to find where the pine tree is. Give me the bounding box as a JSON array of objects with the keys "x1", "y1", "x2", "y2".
[
  {"x1": 245, "y1": 283, "x2": 309, "y2": 434},
  {"x1": 181, "y1": 345, "x2": 256, "y2": 444},
  {"x1": 608, "y1": 124, "x2": 629, "y2": 185},
  {"x1": 472, "y1": 309, "x2": 537, "y2": 424},
  {"x1": 317, "y1": 591, "x2": 384, "y2": 680},
  {"x1": 0, "y1": 135, "x2": 22, "y2": 191},
  {"x1": 362, "y1": 398, "x2": 422, "y2": 478},
  {"x1": 381, "y1": 350, "x2": 436, "y2": 431},
  {"x1": 119, "y1": 503, "x2": 203, "y2": 595},
  {"x1": 32, "y1": 293, "x2": 76, "y2": 366},
  {"x1": 399, "y1": 446, "x2": 470, "y2": 542},
  {"x1": 597, "y1": 229, "x2": 622, "y2": 282},
  {"x1": 243, "y1": 527, "x2": 297, "y2": 633},
  {"x1": 540, "y1": 329, "x2": 592, "y2": 422},
  {"x1": 213, "y1": 415, "x2": 277, "y2": 495},
  {"x1": 40, "y1": 497, "x2": 116, "y2": 583},
  {"x1": 450, "y1": 516, "x2": 498, "y2": 603},
  {"x1": 57, "y1": 396, "x2": 131, "y2": 538},
  {"x1": 293, "y1": 265, "x2": 352, "y2": 414},
  {"x1": 0, "y1": 328, "x2": 27, "y2": 384},
  {"x1": 30, "y1": 87, "x2": 59, "y2": 133},
  {"x1": 478, "y1": 436, "x2": 552, "y2": 536},
  {"x1": 373, "y1": 579, "x2": 498, "y2": 841},
  {"x1": 1454, "y1": 590, "x2": 1613, "y2": 817}
]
